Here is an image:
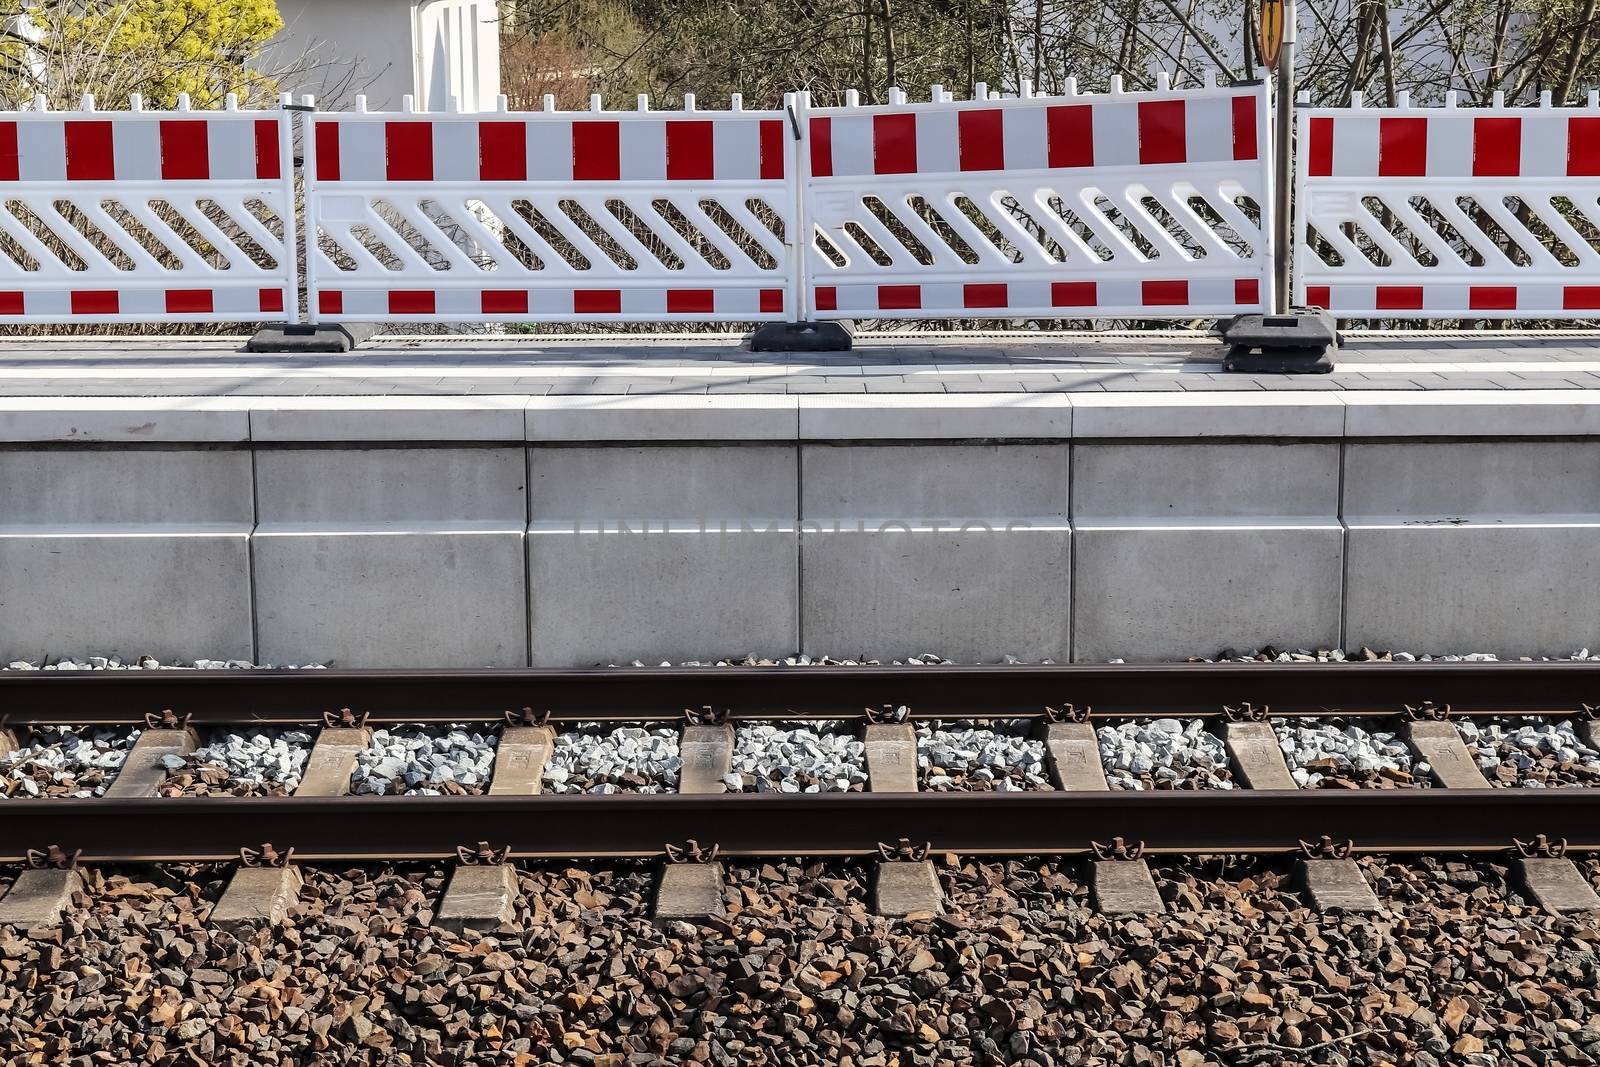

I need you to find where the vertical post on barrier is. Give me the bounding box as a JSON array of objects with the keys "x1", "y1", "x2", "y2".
[
  {"x1": 279, "y1": 92, "x2": 301, "y2": 327},
  {"x1": 1272, "y1": 0, "x2": 1296, "y2": 313},
  {"x1": 301, "y1": 94, "x2": 319, "y2": 326},
  {"x1": 787, "y1": 91, "x2": 810, "y2": 323}
]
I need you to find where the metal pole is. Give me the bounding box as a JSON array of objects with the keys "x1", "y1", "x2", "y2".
[{"x1": 1273, "y1": 0, "x2": 1296, "y2": 313}]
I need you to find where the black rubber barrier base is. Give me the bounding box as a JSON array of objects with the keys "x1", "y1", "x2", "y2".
[
  {"x1": 749, "y1": 320, "x2": 854, "y2": 352},
  {"x1": 1220, "y1": 309, "x2": 1337, "y2": 373},
  {"x1": 245, "y1": 322, "x2": 383, "y2": 354}
]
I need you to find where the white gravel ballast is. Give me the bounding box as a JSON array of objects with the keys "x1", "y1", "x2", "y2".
[
  {"x1": 1274, "y1": 720, "x2": 1429, "y2": 788},
  {"x1": 1457, "y1": 718, "x2": 1600, "y2": 788},
  {"x1": 1096, "y1": 719, "x2": 1234, "y2": 790},
  {"x1": 544, "y1": 726, "x2": 681, "y2": 794},
  {"x1": 352, "y1": 727, "x2": 498, "y2": 796},
  {"x1": 160, "y1": 728, "x2": 314, "y2": 796},
  {"x1": 917, "y1": 721, "x2": 1051, "y2": 790},
  {"x1": 1, "y1": 727, "x2": 139, "y2": 798},
  {"x1": 726, "y1": 723, "x2": 866, "y2": 793}
]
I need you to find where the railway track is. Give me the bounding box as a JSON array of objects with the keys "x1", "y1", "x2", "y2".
[{"x1": 2, "y1": 662, "x2": 1598, "y2": 927}]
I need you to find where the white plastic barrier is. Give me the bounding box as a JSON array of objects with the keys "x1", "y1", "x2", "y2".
[
  {"x1": 1295, "y1": 91, "x2": 1600, "y2": 318},
  {"x1": 304, "y1": 95, "x2": 800, "y2": 322},
  {"x1": 0, "y1": 95, "x2": 297, "y2": 322},
  {"x1": 801, "y1": 77, "x2": 1272, "y2": 320}
]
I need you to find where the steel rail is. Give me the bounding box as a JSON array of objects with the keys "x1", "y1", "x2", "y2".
[
  {"x1": 1, "y1": 662, "x2": 1598, "y2": 726},
  {"x1": 2, "y1": 790, "x2": 1597, "y2": 862}
]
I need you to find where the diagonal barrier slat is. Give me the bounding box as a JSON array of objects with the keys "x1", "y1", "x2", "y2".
[
  {"x1": 1294, "y1": 92, "x2": 1600, "y2": 319},
  {"x1": 0, "y1": 96, "x2": 297, "y2": 323}
]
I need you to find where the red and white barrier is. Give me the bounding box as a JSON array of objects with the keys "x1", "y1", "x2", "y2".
[
  {"x1": 0, "y1": 95, "x2": 296, "y2": 323},
  {"x1": 304, "y1": 94, "x2": 798, "y2": 323},
  {"x1": 802, "y1": 77, "x2": 1272, "y2": 320},
  {"x1": 1295, "y1": 92, "x2": 1600, "y2": 318}
]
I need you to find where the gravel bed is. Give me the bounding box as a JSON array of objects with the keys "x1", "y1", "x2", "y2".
[
  {"x1": 1457, "y1": 717, "x2": 1600, "y2": 788},
  {"x1": 1275, "y1": 718, "x2": 1432, "y2": 788},
  {"x1": 544, "y1": 725, "x2": 680, "y2": 793},
  {"x1": 4, "y1": 856, "x2": 1598, "y2": 1064},
  {"x1": 725, "y1": 722, "x2": 866, "y2": 792},
  {"x1": 1097, "y1": 718, "x2": 1234, "y2": 790},
  {"x1": 4, "y1": 656, "x2": 324, "y2": 670},
  {"x1": 351, "y1": 727, "x2": 497, "y2": 796},
  {"x1": 158, "y1": 728, "x2": 315, "y2": 797},
  {"x1": 916, "y1": 720, "x2": 1051, "y2": 790},
  {"x1": 0, "y1": 726, "x2": 139, "y2": 798}
]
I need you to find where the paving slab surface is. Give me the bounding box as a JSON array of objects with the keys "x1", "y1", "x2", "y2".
[{"x1": 0, "y1": 331, "x2": 1595, "y2": 397}]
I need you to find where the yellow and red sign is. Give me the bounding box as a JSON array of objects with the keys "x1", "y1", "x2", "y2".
[{"x1": 1259, "y1": 0, "x2": 1285, "y2": 70}]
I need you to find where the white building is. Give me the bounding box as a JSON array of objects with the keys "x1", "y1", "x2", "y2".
[{"x1": 260, "y1": 0, "x2": 501, "y2": 112}]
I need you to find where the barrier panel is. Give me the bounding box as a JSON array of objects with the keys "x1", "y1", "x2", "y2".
[
  {"x1": 0, "y1": 95, "x2": 297, "y2": 322},
  {"x1": 1295, "y1": 92, "x2": 1600, "y2": 318},
  {"x1": 304, "y1": 96, "x2": 799, "y2": 322},
  {"x1": 802, "y1": 77, "x2": 1273, "y2": 320}
]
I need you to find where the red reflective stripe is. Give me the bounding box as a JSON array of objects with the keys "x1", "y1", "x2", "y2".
[
  {"x1": 873, "y1": 113, "x2": 917, "y2": 174},
  {"x1": 386, "y1": 122, "x2": 433, "y2": 181},
  {"x1": 1235, "y1": 278, "x2": 1260, "y2": 305},
  {"x1": 759, "y1": 288, "x2": 783, "y2": 313},
  {"x1": 572, "y1": 121, "x2": 620, "y2": 180},
  {"x1": 1379, "y1": 117, "x2": 1427, "y2": 176},
  {"x1": 319, "y1": 290, "x2": 343, "y2": 315},
  {"x1": 482, "y1": 290, "x2": 528, "y2": 314},
  {"x1": 165, "y1": 289, "x2": 213, "y2": 314},
  {"x1": 666, "y1": 120, "x2": 714, "y2": 180},
  {"x1": 1564, "y1": 285, "x2": 1600, "y2": 309},
  {"x1": 1142, "y1": 280, "x2": 1189, "y2": 306},
  {"x1": 877, "y1": 284, "x2": 920, "y2": 309},
  {"x1": 1231, "y1": 96, "x2": 1258, "y2": 160},
  {"x1": 0, "y1": 122, "x2": 18, "y2": 181},
  {"x1": 479, "y1": 121, "x2": 526, "y2": 181},
  {"x1": 1375, "y1": 285, "x2": 1424, "y2": 310},
  {"x1": 1473, "y1": 117, "x2": 1521, "y2": 177},
  {"x1": 1306, "y1": 285, "x2": 1331, "y2": 309},
  {"x1": 1051, "y1": 281, "x2": 1097, "y2": 306},
  {"x1": 253, "y1": 119, "x2": 280, "y2": 180},
  {"x1": 70, "y1": 290, "x2": 118, "y2": 315},
  {"x1": 1569, "y1": 117, "x2": 1600, "y2": 176},
  {"x1": 667, "y1": 289, "x2": 715, "y2": 313},
  {"x1": 574, "y1": 289, "x2": 622, "y2": 313},
  {"x1": 258, "y1": 288, "x2": 284, "y2": 313},
  {"x1": 963, "y1": 283, "x2": 1007, "y2": 308},
  {"x1": 64, "y1": 121, "x2": 114, "y2": 180},
  {"x1": 160, "y1": 120, "x2": 209, "y2": 180},
  {"x1": 1469, "y1": 286, "x2": 1517, "y2": 311},
  {"x1": 958, "y1": 109, "x2": 1004, "y2": 171},
  {"x1": 0, "y1": 291, "x2": 23, "y2": 314},
  {"x1": 814, "y1": 285, "x2": 837, "y2": 311},
  {"x1": 315, "y1": 122, "x2": 340, "y2": 181},
  {"x1": 1138, "y1": 100, "x2": 1186, "y2": 165},
  {"x1": 809, "y1": 117, "x2": 833, "y2": 177},
  {"x1": 1308, "y1": 116, "x2": 1334, "y2": 176},
  {"x1": 389, "y1": 290, "x2": 436, "y2": 314},
  {"x1": 759, "y1": 120, "x2": 784, "y2": 180},
  {"x1": 1046, "y1": 105, "x2": 1093, "y2": 168}
]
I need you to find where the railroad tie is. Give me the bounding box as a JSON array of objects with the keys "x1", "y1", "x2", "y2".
[
  {"x1": 1577, "y1": 719, "x2": 1600, "y2": 755},
  {"x1": 437, "y1": 847, "x2": 521, "y2": 934},
  {"x1": 1090, "y1": 855, "x2": 1166, "y2": 915},
  {"x1": 0, "y1": 728, "x2": 15, "y2": 759},
  {"x1": 1220, "y1": 721, "x2": 1297, "y2": 791},
  {"x1": 653, "y1": 842, "x2": 727, "y2": 923},
  {"x1": 1402, "y1": 720, "x2": 1492, "y2": 789},
  {"x1": 1297, "y1": 858, "x2": 1382, "y2": 913},
  {"x1": 488, "y1": 725, "x2": 555, "y2": 795},
  {"x1": 1041, "y1": 722, "x2": 1109, "y2": 791},
  {"x1": 862, "y1": 723, "x2": 944, "y2": 916},
  {"x1": 0, "y1": 867, "x2": 81, "y2": 929},
  {"x1": 679, "y1": 723, "x2": 735, "y2": 794},
  {"x1": 1514, "y1": 856, "x2": 1600, "y2": 914},
  {"x1": 294, "y1": 726, "x2": 373, "y2": 797},
  {"x1": 102, "y1": 726, "x2": 196, "y2": 798}
]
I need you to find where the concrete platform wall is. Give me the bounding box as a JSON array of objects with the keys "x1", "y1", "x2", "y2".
[{"x1": 2, "y1": 393, "x2": 1597, "y2": 665}]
